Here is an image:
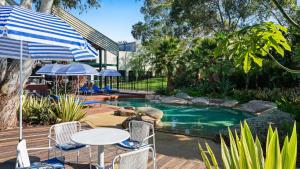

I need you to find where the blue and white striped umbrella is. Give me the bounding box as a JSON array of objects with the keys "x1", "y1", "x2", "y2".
[
  {"x1": 0, "y1": 6, "x2": 86, "y2": 48},
  {"x1": 0, "y1": 6, "x2": 98, "y2": 140},
  {"x1": 36, "y1": 64, "x2": 66, "y2": 75}
]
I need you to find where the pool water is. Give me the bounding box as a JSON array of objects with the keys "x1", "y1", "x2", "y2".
[{"x1": 108, "y1": 98, "x2": 252, "y2": 137}]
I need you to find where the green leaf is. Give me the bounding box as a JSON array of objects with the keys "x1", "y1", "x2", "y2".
[
  {"x1": 249, "y1": 53, "x2": 263, "y2": 67},
  {"x1": 206, "y1": 143, "x2": 219, "y2": 169},
  {"x1": 243, "y1": 52, "x2": 251, "y2": 73},
  {"x1": 265, "y1": 129, "x2": 281, "y2": 169},
  {"x1": 228, "y1": 128, "x2": 239, "y2": 168},
  {"x1": 255, "y1": 137, "x2": 264, "y2": 169},
  {"x1": 198, "y1": 143, "x2": 213, "y2": 169},
  {"x1": 221, "y1": 136, "x2": 232, "y2": 169},
  {"x1": 286, "y1": 122, "x2": 297, "y2": 169}
]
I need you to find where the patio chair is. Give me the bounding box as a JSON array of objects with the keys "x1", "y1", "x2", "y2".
[
  {"x1": 16, "y1": 139, "x2": 65, "y2": 169},
  {"x1": 48, "y1": 121, "x2": 92, "y2": 169},
  {"x1": 110, "y1": 147, "x2": 156, "y2": 169},
  {"x1": 116, "y1": 120, "x2": 156, "y2": 153},
  {"x1": 92, "y1": 85, "x2": 102, "y2": 94},
  {"x1": 79, "y1": 86, "x2": 93, "y2": 95}
]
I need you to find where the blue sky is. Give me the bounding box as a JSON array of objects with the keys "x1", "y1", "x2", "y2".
[{"x1": 69, "y1": 0, "x2": 144, "y2": 43}]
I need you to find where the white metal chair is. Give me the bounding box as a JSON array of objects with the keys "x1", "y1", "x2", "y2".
[
  {"x1": 48, "y1": 121, "x2": 91, "y2": 168},
  {"x1": 16, "y1": 139, "x2": 65, "y2": 169},
  {"x1": 111, "y1": 147, "x2": 156, "y2": 169},
  {"x1": 116, "y1": 120, "x2": 156, "y2": 153}
]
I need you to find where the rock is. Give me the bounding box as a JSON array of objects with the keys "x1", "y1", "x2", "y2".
[
  {"x1": 175, "y1": 92, "x2": 192, "y2": 100},
  {"x1": 218, "y1": 110, "x2": 294, "y2": 148},
  {"x1": 114, "y1": 108, "x2": 136, "y2": 116},
  {"x1": 124, "y1": 106, "x2": 135, "y2": 110},
  {"x1": 220, "y1": 100, "x2": 239, "y2": 108},
  {"x1": 136, "y1": 107, "x2": 164, "y2": 120},
  {"x1": 154, "y1": 95, "x2": 161, "y2": 100},
  {"x1": 149, "y1": 99, "x2": 161, "y2": 104},
  {"x1": 160, "y1": 96, "x2": 188, "y2": 105},
  {"x1": 121, "y1": 116, "x2": 142, "y2": 129},
  {"x1": 238, "y1": 100, "x2": 277, "y2": 114},
  {"x1": 208, "y1": 98, "x2": 238, "y2": 107},
  {"x1": 191, "y1": 97, "x2": 209, "y2": 105},
  {"x1": 145, "y1": 94, "x2": 155, "y2": 100}
]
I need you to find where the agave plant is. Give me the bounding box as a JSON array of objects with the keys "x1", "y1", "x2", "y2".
[
  {"x1": 50, "y1": 95, "x2": 86, "y2": 122},
  {"x1": 22, "y1": 95, "x2": 54, "y2": 124},
  {"x1": 199, "y1": 121, "x2": 297, "y2": 169}
]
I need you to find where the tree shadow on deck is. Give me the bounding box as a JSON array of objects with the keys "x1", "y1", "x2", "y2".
[{"x1": 0, "y1": 156, "x2": 41, "y2": 169}]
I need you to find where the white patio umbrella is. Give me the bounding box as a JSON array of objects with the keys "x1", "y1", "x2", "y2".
[
  {"x1": 0, "y1": 6, "x2": 97, "y2": 140},
  {"x1": 55, "y1": 63, "x2": 99, "y2": 94},
  {"x1": 36, "y1": 64, "x2": 66, "y2": 95}
]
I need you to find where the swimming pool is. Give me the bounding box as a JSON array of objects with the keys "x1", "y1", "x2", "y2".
[{"x1": 108, "y1": 98, "x2": 252, "y2": 137}]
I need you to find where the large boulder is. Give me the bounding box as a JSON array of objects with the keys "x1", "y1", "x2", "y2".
[
  {"x1": 160, "y1": 96, "x2": 188, "y2": 105},
  {"x1": 191, "y1": 97, "x2": 210, "y2": 105},
  {"x1": 218, "y1": 110, "x2": 295, "y2": 148},
  {"x1": 114, "y1": 108, "x2": 136, "y2": 116},
  {"x1": 121, "y1": 116, "x2": 142, "y2": 129},
  {"x1": 136, "y1": 107, "x2": 164, "y2": 120},
  {"x1": 208, "y1": 98, "x2": 239, "y2": 107},
  {"x1": 237, "y1": 100, "x2": 277, "y2": 114},
  {"x1": 175, "y1": 92, "x2": 192, "y2": 100},
  {"x1": 145, "y1": 94, "x2": 155, "y2": 100}
]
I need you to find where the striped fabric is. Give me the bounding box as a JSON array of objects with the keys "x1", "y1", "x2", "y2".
[
  {"x1": 0, "y1": 6, "x2": 86, "y2": 49},
  {"x1": 0, "y1": 38, "x2": 98, "y2": 61}
]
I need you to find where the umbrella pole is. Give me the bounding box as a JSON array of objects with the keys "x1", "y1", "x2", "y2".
[
  {"x1": 55, "y1": 75, "x2": 58, "y2": 95},
  {"x1": 78, "y1": 75, "x2": 79, "y2": 96},
  {"x1": 19, "y1": 40, "x2": 23, "y2": 141}
]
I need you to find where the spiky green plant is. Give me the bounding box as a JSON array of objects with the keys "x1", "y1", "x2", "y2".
[
  {"x1": 50, "y1": 95, "x2": 86, "y2": 122},
  {"x1": 22, "y1": 95, "x2": 54, "y2": 124},
  {"x1": 199, "y1": 121, "x2": 297, "y2": 169}
]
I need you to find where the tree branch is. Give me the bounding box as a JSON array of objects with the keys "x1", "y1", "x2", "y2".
[
  {"x1": 264, "y1": 49, "x2": 300, "y2": 73},
  {"x1": 271, "y1": 0, "x2": 300, "y2": 29},
  {"x1": 20, "y1": 0, "x2": 32, "y2": 9}
]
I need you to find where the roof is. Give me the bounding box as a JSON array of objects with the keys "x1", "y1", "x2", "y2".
[{"x1": 52, "y1": 7, "x2": 119, "y2": 56}]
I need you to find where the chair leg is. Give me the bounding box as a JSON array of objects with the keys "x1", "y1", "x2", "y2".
[
  {"x1": 77, "y1": 150, "x2": 79, "y2": 164},
  {"x1": 89, "y1": 146, "x2": 92, "y2": 169}
]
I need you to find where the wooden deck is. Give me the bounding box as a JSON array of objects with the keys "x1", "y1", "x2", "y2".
[{"x1": 0, "y1": 124, "x2": 205, "y2": 169}]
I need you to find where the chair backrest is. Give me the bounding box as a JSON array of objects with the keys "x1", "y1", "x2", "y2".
[
  {"x1": 113, "y1": 147, "x2": 155, "y2": 169},
  {"x1": 50, "y1": 121, "x2": 81, "y2": 145},
  {"x1": 129, "y1": 120, "x2": 152, "y2": 144},
  {"x1": 92, "y1": 85, "x2": 100, "y2": 92},
  {"x1": 16, "y1": 139, "x2": 31, "y2": 168}
]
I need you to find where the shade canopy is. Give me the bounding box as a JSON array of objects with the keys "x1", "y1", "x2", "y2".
[
  {"x1": 0, "y1": 37, "x2": 98, "y2": 61},
  {"x1": 98, "y1": 69, "x2": 121, "y2": 77},
  {"x1": 36, "y1": 64, "x2": 66, "y2": 75},
  {"x1": 0, "y1": 6, "x2": 86, "y2": 48},
  {"x1": 55, "y1": 63, "x2": 98, "y2": 76},
  {"x1": 0, "y1": 6, "x2": 98, "y2": 140}
]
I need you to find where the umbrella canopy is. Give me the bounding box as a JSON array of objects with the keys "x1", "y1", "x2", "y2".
[
  {"x1": 0, "y1": 6, "x2": 86, "y2": 48},
  {"x1": 55, "y1": 63, "x2": 98, "y2": 76},
  {"x1": 0, "y1": 38, "x2": 98, "y2": 61},
  {"x1": 98, "y1": 69, "x2": 121, "y2": 77},
  {"x1": 36, "y1": 64, "x2": 66, "y2": 75},
  {"x1": 0, "y1": 6, "x2": 97, "y2": 140}
]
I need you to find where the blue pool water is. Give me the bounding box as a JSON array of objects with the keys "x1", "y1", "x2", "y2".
[{"x1": 108, "y1": 98, "x2": 252, "y2": 137}]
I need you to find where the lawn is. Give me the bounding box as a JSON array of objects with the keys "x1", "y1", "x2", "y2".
[{"x1": 115, "y1": 77, "x2": 167, "y2": 91}]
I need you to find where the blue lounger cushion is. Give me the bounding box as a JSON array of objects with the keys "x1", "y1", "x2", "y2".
[
  {"x1": 117, "y1": 139, "x2": 142, "y2": 149},
  {"x1": 31, "y1": 157, "x2": 64, "y2": 169},
  {"x1": 56, "y1": 142, "x2": 86, "y2": 151}
]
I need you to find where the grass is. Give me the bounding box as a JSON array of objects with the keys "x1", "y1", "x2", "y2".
[{"x1": 114, "y1": 77, "x2": 167, "y2": 91}]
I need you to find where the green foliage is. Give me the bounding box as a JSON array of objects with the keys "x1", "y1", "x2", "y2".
[
  {"x1": 276, "y1": 97, "x2": 300, "y2": 122},
  {"x1": 22, "y1": 95, "x2": 55, "y2": 124},
  {"x1": 50, "y1": 95, "x2": 86, "y2": 122},
  {"x1": 199, "y1": 121, "x2": 298, "y2": 169},
  {"x1": 215, "y1": 22, "x2": 291, "y2": 73}
]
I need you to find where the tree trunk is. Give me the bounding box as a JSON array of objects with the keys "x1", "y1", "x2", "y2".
[
  {"x1": 166, "y1": 72, "x2": 174, "y2": 92},
  {"x1": 0, "y1": 0, "x2": 54, "y2": 130}
]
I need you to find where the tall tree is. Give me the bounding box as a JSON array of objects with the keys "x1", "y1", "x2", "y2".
[{"x1": 0, "y1": 0, "x2": 101, "y2": 130}]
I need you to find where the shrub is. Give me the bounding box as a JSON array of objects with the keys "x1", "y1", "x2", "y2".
[
  {"x1": 22, "y1": 95, "x2": 55, "y2": 124},
  {"x1": 50, "y1": 95, "x2": 86, "y2": 122},
  {"x1": 199, "y1": 121, "x2": 297, "y2": 169}
]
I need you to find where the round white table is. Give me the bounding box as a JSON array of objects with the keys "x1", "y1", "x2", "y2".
[{"x1": 71, "y1": 128, "x2": 130, "y2": 169}]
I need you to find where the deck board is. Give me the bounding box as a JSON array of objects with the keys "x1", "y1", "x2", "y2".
[{"x1": 0, "y1": 124, "x2": 206, "y2": 169}]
